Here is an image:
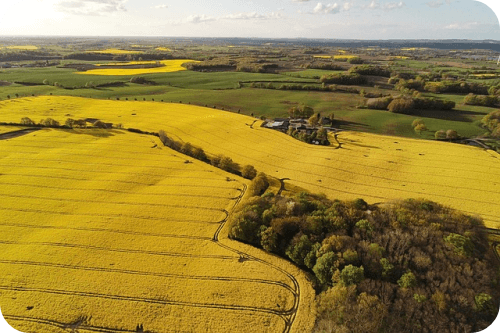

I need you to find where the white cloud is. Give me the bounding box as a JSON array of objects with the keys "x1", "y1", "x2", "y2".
[
  {"x1": 186, "y1": 14, "x2": 216, "y2": 24},
  {"x1": 55, "y1": 0, "x2": 127, "y2": 16},
  {"x1": 365, "y1": 1, "x2": 406, "y2": 11},
  {"x1": 445, "y1": 21, "x2": 479, "y2": 29},
  {"x1": 153, "y1": 4, "x2": 168, "y2": 9},
  {"x1": 426, "y1": 0, "x2": 453, "y2": 8},
  {"x1": 185, "y1": 11, "x2": 285, "y2": 24},
  {"x1": 313, "y1": 3, "x2": 340, "y2": 14},
  {"x1": 343, "y1": 2, "x2": 353, "y2": 11}
]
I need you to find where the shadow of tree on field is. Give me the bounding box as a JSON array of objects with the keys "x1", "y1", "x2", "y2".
[
  {"x1": 335, "y1": 119, "x2": 370, "y2": 131},
  {"x1": 59, "y1": 128, "x2": 126, "y2": 138}
]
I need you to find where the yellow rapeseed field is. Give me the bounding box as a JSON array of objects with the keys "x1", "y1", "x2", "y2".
[
  {"x1": 155, "y1": 47, "x2": 172, "y2": 52},
  {"x1": 0, "y1": 96, "x2": 498, "y2": 230},
  {"x1": 86, "y1": 48, "x2": 144, "y2": 54},
  {"x1": 0, "y1": 126, "x2": 24, "y2": 134},
  {"x1": 313, "y1": 55, "x2": 359, "y2": 60},
  {"x1": 78, "y1": 59, "x2": 198, "y2": 76},
  {"x1": 0, "y1": 45, "x2": 38, "y2": 50},
  {"x1": 0, "y1": 127, "x2": 315, "y2": 332}
]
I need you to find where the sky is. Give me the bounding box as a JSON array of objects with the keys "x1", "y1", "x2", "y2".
[{"x1": 0, "y1": 0, "x2": 499, "y2": 39}]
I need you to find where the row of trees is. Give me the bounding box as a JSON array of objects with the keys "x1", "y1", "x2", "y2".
[
  {"x1": 249, "y1": 82, "x2": 360, "y2": 94},
  {"x1": 366, "y1": 96, "x2": 455, "y2": 113},
  {"x1": 229, "y1": 184, "x2": 499, "y2": 333},
  {"x1": 463, "y1": 93, "x2": 499, "y2": 107},
  {"x1": 19, "y1": 117, "x2": 111, "y2": 129},
  {"x1": 320, "y1": 72, "x2": 367, "y2": 85},
  {"x1": 157, "y1": 130, "x2": 257, "y2": 179},
  {"x1": 348, "y1": 65, "x2": 392, "y2": 78}
]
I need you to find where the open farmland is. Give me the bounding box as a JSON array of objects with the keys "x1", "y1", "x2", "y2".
[
  {"x1": 0, "y1": 96, "x2": 498, "y2": 230},
  {"x1": 0, "y1": 128, "x2": 315, "y2": 332}
]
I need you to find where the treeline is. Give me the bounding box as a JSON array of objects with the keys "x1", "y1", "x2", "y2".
[
  {"x1": 348, "y1": 65, "x2": 392, "y2": 78},
  {"x1": 366, "y1": 96, "x2": 455, "y2": 113},
  {"x1": 182, "y1": 58, "x2": 237, "y2": 71},
  {"x1": 464, "y1": 93, "x2": 499, "y2": 107},
  {"x1": 394, "y1": 78, "x2": 490, "y2": 95},
  {"x1": 158, "y1": 130, "x2": 257, "y2": 179},
  {"x1": 1, "y1": 117, "x2": 115, "y2": 129},
  {"x1": 229, "y1": 184, "x2": 499, "y2": 333},
  {"x1": 249, "y1": 82, "x2": 359, "y2": 94},
  {"x1": 320, "y1": 73, "x2": 367, "y2": 85},
  {"x1": 303, "y1": 62, "x2": 344, "y2": 71}
]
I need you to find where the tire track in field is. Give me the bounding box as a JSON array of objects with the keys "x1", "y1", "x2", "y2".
[
  {"x1": 0, "y1": 172, "x2": 241, "y2": 189},
  {"x1": 0, "y1": 240, "x2": 236, "y2": 260},
  {"x1": 0, "y1": 181, "x2": 241, "y2": 200},
  {"x1": 0, "y1": 206, "x2": 227, "y2": 224},
  {"x1": 0, "y1": 163, "x2": 215, "y2": 178},
  {"x1": 0, "y1": 259, "x2": 294, "y2": 293},
  {"x1": 211, "y1": 183, "x2": 301, "y2": 333},
  {"x1": 0, "y1": 193, "x2": 231, "y2": 212},
  {"x1": 0, "y1": 286, "x2": 295, "y2": 321}
]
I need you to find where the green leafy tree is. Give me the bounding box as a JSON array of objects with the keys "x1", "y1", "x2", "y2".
[
  {"x1": 398, "y1": 271, "x2": 417, "y2": 288},
  {"x1": 286, "y1": 234, "x2": 313, "y2": 266},
  {"x1": 339, "y1": 265, "x2": 364, "y2": 286},
  {"x1": 313, "y1": 251, "x2": 338, "y2": 285}
]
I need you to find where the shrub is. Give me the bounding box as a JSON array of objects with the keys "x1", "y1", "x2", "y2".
[
  {"x1": 388, "y1": 98, "x2": 415, "y2": 113},
  {"x1": 446, "y1": 129, "x2": 458, "y2": 139},
  {"x1": 435, "y1": 130, "x2": 447, "y2": 140},
  {"x1": 39, "y1": 118, "x2": 60, "y2": 127},
  {"x1": 241, "y1": 165, "x2": 257, "y2": 180},
  {"x1": 20, "y1": 117, "x2": 35, "y2": 126},
  {"x1": 248, "y1": 173, "x2": 269, "y2": 197},
  {"x1": 93, "y1": 120, "x2": 108, "y2": 129},
  {"x1": 412, "y1": 119, "x2": 425, "y2": 128},
  {"x1": 414, "y1": 123, "x2": 427, "y2": 135},
  {"x1": 366, "y1": 97, "x2": 393, "y2": 110}
]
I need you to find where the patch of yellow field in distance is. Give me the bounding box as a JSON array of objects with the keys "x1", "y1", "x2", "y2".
[
  {"x1": 86, "y1": 48, "x2": 143, "y2": 54},
  {"x1": 1, "y1": 96, "x2": 498, "y2": 231},
  {"x1": 333, "y1": 55, "x2": 359, "y2": 60},
  {"x1": 0, "y1": 45, "x2": 38, "y2": 50},
  {"x1": 0, "y1": 128, "x2": 314, "y2": 332},
  {"x1": 313, "y1": 55, "x2": 332, "y2": 59},
  {"x1": 155, "y1": 47, "x2": 171, "y2": 51},
  {"x1": 78, "y1": 59, "x2": 199, "y2": 75}
]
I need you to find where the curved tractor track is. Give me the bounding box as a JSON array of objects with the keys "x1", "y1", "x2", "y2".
[{"x1": 213, "y1": 183, "x2": 301, "y2": 333}]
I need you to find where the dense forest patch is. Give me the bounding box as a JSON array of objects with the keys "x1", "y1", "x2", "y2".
[{"x1": 229, "y1": 175, "x2": 500, "y2": 332}]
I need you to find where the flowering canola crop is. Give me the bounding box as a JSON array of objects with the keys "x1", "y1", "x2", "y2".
[
  {"x1": 78, "y1": 59, "x2": 198, "y2": 76},
  {"x1": 0, "y1": 96, "x2": 498, "y2": 230},
  {"x1": 0, "y1": 127, "x2": 315, "y2": 332}
]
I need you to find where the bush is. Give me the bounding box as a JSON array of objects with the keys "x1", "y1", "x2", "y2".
[
  {"x1": 388, "y1": 98, "x2": 415, "y2": 113},
  {"x1": 435, "y1": 130, "x2": 447, "y2": 140},
  {"x1": 39, "y1": 118, "x2": 60, "y2": 127},
  {"x1": 446, "y1": 129, "x2": 458, "y2": 139},
  {"x1": 248, "y1": 173, "x2": 269, "y2": 197},
  {"x1": 241, "y1": 165, "x2": 257, "y2": 180},
  {"x1": 93, "y1": 120, "x2": 108, "y2": 129},
  {"x1": 414, "y1": 123, "x2": 427, "y2": 135},
  {"x1": 366, "y1": 97, "x2": 393, "y2": 110},
  {"x1": 20, "y1": 117, "x2": 35, "y2": 126}
]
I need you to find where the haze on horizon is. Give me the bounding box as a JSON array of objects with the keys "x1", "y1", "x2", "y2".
[{"x1": 0, "y1": 0, "x2": 499, "y2": 40}]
